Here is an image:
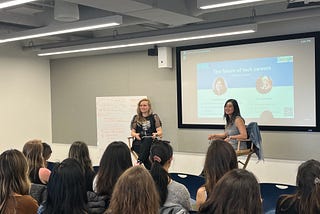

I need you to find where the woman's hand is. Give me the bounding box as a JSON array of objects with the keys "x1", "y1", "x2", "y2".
[
  {"x1": 135, "y1": 133, "x2": 141, "y2": 140},
  {"x1": 152, "y1": 132, "x2": 158, "y2": 139},
  {"x1": 208, "y1": 134, "x2": 215, "y2": 140}
]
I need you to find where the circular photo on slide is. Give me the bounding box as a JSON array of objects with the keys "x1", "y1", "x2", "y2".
[
  {"x1": 212, "y1": 77, "x2": 227, "y2": 96},
  {"x1": 256, "y1": 76, "x2": 272, "y2": 94}
]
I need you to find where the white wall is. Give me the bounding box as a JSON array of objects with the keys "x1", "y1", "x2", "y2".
[{"x1": 0, "y1": 44, "x2": 52, "y2": 152}]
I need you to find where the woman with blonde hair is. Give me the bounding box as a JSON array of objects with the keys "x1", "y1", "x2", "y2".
[
  {"x1": 130, "y1": 98, "x2": 163, "y2": 169},
  {"x1": 0, "y1": 149, "x2": 38, "y2": 214},
  {"x1": 69, "y1": 141, "x2": 95, "y2": 191},
  {"x1": 23, "y1": 139, "x2": 51, "y2": 184},
  {"x1": 106, "y1": 166, "x2": 160, "y2": 214}
]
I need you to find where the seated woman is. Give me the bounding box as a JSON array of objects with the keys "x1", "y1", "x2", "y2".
[
  {"x1": 149, "y1": 140, "x2": 191, "y2": 212},
  {"x1": 23, "y1": 139, "x2": 51, "y2": 184},
  {"x1": 276, "y1": 159, "x2": 320, "y2": 214},
  {"x1": 90, "y1": 141, "x2": 132, "y2": 211},
  {"x1": 196, "y1": 139, "x2": 238, "y2": 209},
  {"x1": 0, "y1": 149, "x2": 38, "y2": 214},
  {"x1": 130, "y1": 98, "x2": 163, "y2": 169},
  {"x1": 106, "y1": 166, "x2": 160, "y2": 214},
  {"x1": 38, "y1": 158, "x2": 87, "y2": 214},
  {"x1": 198, "y1": 169, "x2": 262, "y2": 214},
  {"x1": 68, "y1": 141, "x2": 95, "y2": 191},
  {"x1": 208, "y1": 99, "x2": 247, "y2": 150}
]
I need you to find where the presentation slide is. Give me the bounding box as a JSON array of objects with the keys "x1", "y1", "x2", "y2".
[
  {"x1": 178, "y1": 35, "x2": 317, "y2": 129},
  {"x1": 197, "y1": 56, "x2": 294, "y2": 119}
]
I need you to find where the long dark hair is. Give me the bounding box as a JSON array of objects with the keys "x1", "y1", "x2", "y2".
[
  {"x1": 43, "y1": 158, "x2": 87, "y2": 214},
  {"x1": 203, "y1": 140, "x2": 238, "y2": 196},
  {"x1": 149, "y1": 140, "x2": 173, "y2": 206},
  {"x1": 95, "y1": 141, "x2": 132, "y2": 198},
  {"x1": 223, "y1": 99, "x2": 243, "y2": 126},
  {"x1": 199, "y1": 169, "x2": 262, "y2": 214},
  {"x1": 278, "y1": 159, "x2": 320, "y2": 213}
]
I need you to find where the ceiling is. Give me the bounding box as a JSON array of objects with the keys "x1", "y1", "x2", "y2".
[{"x1": 1, "y1": 0, "x2": 320, "y2": 57}]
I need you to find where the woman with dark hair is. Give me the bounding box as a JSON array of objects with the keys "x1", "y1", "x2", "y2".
[
  {"x1": 208, "y1": 99, "x2": 247, "y2": 150},
  {"x1": 199, "y1": 169, "x2": 262, "y2": 214},
  {"x1": 149, "y1": 140, "x2": 191, "y2": 212},
  {"x1": 38, "y1": 158, "x2": 87, "y2": 214},
  {"x1": 276, "y1": 159, "x2": 320, "y2": 213},
  {"x1": 196, "y1": 139, "x2": 238, "y2": 208},
  {"x1": 106, "y1": 166, "x2": 159, "y2": 214},
  {"x1": 41, "y1": 142, "x2": 52, "y2": 166},
  {"x1": 93, "y1": 141, "x2": 132, "y2": 208},
  {"x1": 0, "y1": 149, "x2": 38, "y2": 214},
  {"x1": 131, "y1": 98, "x2": 163, "y2": 169},
  {"x1": 68, "y1": 141, "x2": 95, "y2": 191},
  {"x1": 23, "y1": 139, "x2": 51, "y2": 184}
]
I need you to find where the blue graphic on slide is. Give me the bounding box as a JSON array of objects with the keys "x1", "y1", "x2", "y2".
[{"x1": 197, "y1": 56, "x2": 294, "y2": 119}]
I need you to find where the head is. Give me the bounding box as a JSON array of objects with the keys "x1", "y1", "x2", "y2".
[
  {"x1": 149, "y1": 140, "x2": 173, "y2": 205},
  {"x1": 0, "y1": 149, "x2": 30, "y2": 212},
  {"x1": 203, "y1": 139, "x2": 238, "y2": 195},
  {"x1": 214, "y1": 77, "x2": 227, "y2": 95},
  {"x1": 23, "y1": 139, "x2": 45, "y2": 171},
  {"x1": 296, "y1": 159, "x2": 320, "y2": 212},
  {"x1": 68, "y1": 141, "x2": 93, "y2": 170},
  {"x1": 108, "y1": 166, "x2": 160, "y2": 214},
  {"x1": 199, "y1": 169, "x2": 262, "y2": 214},
  {"x1": 42, "y1": 142, "x2": 52, "y2": 161},
  {"x1": 44, "y1": 158, "x2": 87, "y2": 214},
  {"x1": 137, "y1": 98, "x2": 152, "y2": 116},
  {"x1": 96, "y1": 141, "x2": 132, "y2": 196},
  {"x1": 223, "y1": 99, "x2": 241, "y2": 125}
]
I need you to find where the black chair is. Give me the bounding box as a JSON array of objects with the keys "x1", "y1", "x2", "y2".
[
  {"x1": 169, "y1": 172, "x2": 205, "y2": 200},
  {"x1": 260, "y1": 183, "x2": 297, "y2": 214}
]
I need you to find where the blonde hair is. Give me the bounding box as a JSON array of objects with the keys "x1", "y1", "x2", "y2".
[
  {"x1": 136, "y1": 98, "x2": 153, "y2": 123},
  {"x1": 0, "y1": 149, "x2": 31, "y2": 214},
  {"x1": 23, "y1": 139, "x2": 45, "y2": 173},
  {"x1": 107, "y1": 166, "x2": 159, "y2": 214}
]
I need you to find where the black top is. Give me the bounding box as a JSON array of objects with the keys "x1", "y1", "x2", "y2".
[{"x1": 130, "y1": 113, "x2": 162, "y2": 137}]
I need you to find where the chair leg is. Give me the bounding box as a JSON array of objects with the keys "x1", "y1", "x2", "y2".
[{"x1": 242, "y1": 152, "x2": 253, "y2": 169}]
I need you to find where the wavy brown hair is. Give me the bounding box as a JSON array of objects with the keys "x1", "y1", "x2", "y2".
[
  {"x1": 0, "y1": 149, "x2": 31, "y2": 214},
  {"x1": 199, "y1": 169, "x2": 262, "y2": 214},
  {"x1": 203, "y1": 139, "x2": 238, "y2": 195},
  {"x1": 23, "y1": 139, "x2": 45, "y2": 174},
  {"x1": 68, "y1": 141, "x2": 93, "y2": 171},
  {"x1": 106, "y1": 166, "x2": 159, "y2": 214}
]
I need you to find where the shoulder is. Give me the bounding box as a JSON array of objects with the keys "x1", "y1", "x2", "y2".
[
  {"x1": 234, "y1": 116, "x2": 245, "y2": 125},
  {"x1": 169, "y1": 180, "x2": 188, "y2": 192},
  {"x1": 16, "y1": 195, "x2": 39, "y2": 211}
]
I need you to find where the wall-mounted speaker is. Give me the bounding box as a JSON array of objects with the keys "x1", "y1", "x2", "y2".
[{"x1": 158, "y1": 47, "x2": 172, "y2": 68}]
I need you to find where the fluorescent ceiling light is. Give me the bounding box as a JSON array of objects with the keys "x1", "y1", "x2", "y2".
[
  {"x1": 0, "y1": 0, "x2": 37, "y2": 9},
  {"x1": 0, "y1": 15, "x2": 122, "y2": 43},
  {"x1": 198, "y1": 0, "x2": 267, "y2": 9},
  {"x1": 37, "y1": 24, "x2": 257, "y2": 56}
]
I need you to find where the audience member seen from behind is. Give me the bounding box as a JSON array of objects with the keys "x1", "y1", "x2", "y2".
[
  {"x1": 23, "y1": 139, "x2": 51, "y2": 184},
  {"x1": 196, "y1": 139, "x2": 238, "y2": 209},
  {"x1": 68, "y1": 141, "x2": 95, "y2": 191},
  {"x1": 130, "y1": 98, "x2": 163, "y2": 169},
  {"x1": 92, "y1": 141, "x2": 132, "y2": 209},
  {"x1": 199, "y1": 169, "x2": 262, "y2": 214},
  {"x1": 0, "y1": 149, "x2": 38, "y2": 214},
  {"x1": 41, "y1": 142, "x2": 52, "y2": 166},
  {"x1": 276, "y1": 159, "x2": 320, "y2": 214},
  {"x1": 105, "y1": 166, "x2": 160, "y2": 214},
  {"x1": 149, "y1": 140, "x2": 191, "y2": 212},
  {"x1": 38, "y1": 158, "x2": 87, "y2": 214},
  {"x1": 208, "y1": 99, "x2": 247, "y2": 150}
]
